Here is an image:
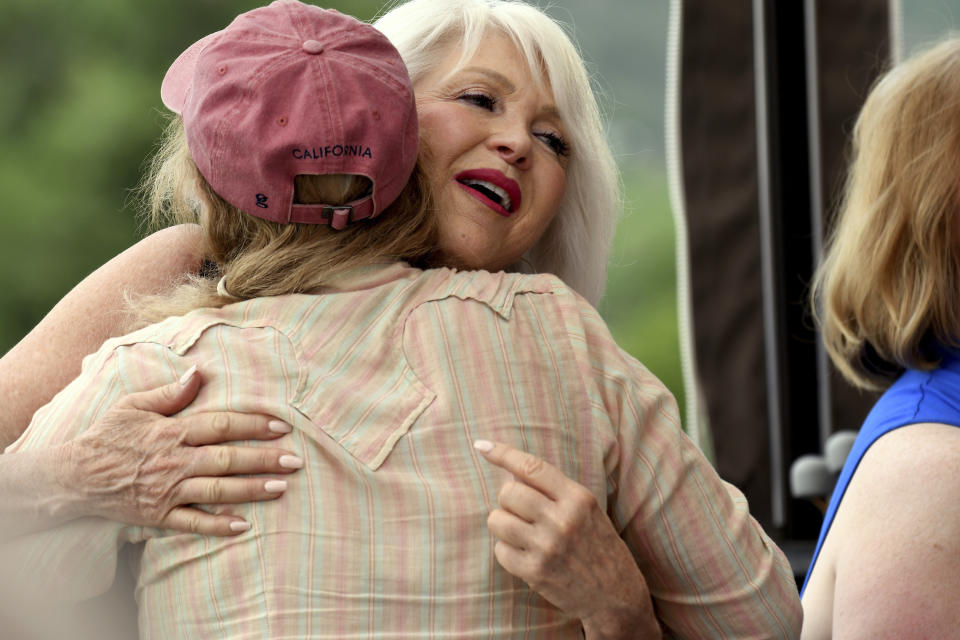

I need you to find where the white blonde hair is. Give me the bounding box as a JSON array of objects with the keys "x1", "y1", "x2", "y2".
[{"x1": 374, "y1": 0, "x2": 620, "y2": 306}]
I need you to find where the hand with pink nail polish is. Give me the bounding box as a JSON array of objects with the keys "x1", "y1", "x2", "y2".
[
  {"x1": 474, "y1": 440, "x2": 661, "y2": 640},
  {"x1": 41, "y1": 366, "x2": 301, "y2": 538}
]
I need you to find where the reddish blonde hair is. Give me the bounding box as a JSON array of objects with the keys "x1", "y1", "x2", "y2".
[{"x1": 813, "y1": 37, "x2": 960, "y2": 388}]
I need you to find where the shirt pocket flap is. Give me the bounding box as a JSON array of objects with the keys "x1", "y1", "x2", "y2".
[{"x1": 293, "y1": 365, "x2": 435, "y2": 470}]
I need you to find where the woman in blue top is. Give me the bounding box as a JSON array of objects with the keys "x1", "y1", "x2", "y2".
[{"x1": 801, "y1": 37, "x2": 960, "y2": 638}]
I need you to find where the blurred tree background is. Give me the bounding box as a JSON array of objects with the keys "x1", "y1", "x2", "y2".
[{"x1": 1, "y1": 0, "x2": 956, "y2": 428}]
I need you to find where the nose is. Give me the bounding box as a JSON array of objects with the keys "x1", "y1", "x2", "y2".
[{"x1": 488, "y1": 121, "x2": 532, "y2": 168}]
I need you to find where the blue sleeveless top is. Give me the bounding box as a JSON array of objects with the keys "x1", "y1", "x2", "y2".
[{"x1": 801, "y1": 348, "x2": 960, "y2": 595}]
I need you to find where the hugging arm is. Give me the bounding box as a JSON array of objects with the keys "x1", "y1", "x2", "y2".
[
  {"x1": 0, "y1": 225, "x2": 300, "y2": 538},
  {"x1": 0, "y1": 225, "x2": 205, "y2": 449},
  {"x1": 611, "y1": 377, "x2": 802, "y2": 638},
  {"x1": 0, "y1": 369, "x2": 298, "y2": 540},
  {"x1": 475, "y1": 291, "x2": 802, "y2": 639}
]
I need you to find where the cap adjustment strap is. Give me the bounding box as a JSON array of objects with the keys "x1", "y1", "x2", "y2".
[{"x1": 321, "y1": 205, "x2": 353, "y2": 231}]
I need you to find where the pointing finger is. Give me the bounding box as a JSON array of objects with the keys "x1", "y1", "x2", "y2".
[{"x1": 474, "y1": 440, "x2": 566, "y2": 500}]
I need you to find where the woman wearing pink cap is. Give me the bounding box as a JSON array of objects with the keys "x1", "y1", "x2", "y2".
[{"x1": 1, "y1": 1, "x2": 800, "y2": 638}]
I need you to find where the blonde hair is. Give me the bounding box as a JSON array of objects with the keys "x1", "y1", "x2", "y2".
[
  {"x1": 813, "y1": 37, "x2": 960, "y2": 389},
  {"x1": 132, "y1": 116, "x2": 437, "y2": 326},
  {"x1": 374, "y1": 0, "x2": 620, "y2": 306}
]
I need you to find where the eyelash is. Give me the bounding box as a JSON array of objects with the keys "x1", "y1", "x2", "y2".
[
  {"x1": 456, "y1": 91, "x2": 570, "y2": 158},
  {"x1": 458, "y1": 91, "x2": 497, "y2": 110},
  {"x1": 536, "y1": 131, "x2": 570, "y2": 157}
]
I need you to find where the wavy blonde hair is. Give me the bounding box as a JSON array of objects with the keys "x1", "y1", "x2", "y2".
[
  {"x1": 813, "y1": 37, "x2": 960, "y2": 389},
  {"x1": 374, "y1": 0, "x2": 620, "y2": 306},
  {"x1": 132, "y1": 116, "x2": 437, "y2": 327}
]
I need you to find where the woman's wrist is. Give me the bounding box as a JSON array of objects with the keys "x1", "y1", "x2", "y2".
[
  {"x1": 50, "y1": 435, "x2": 133, "y2": 523},
  {"x1": 27, "y1": 442, "x2": 88, "y2": 523},
  {"x1": 580, "y1": 597, "x2": 662, "y2": 640},
  {"x1": 0, "y1": 444, "x2": 85, "y2": 541},
  {"x1": 48, "y1": 440, "x2": 89, "y2": 520},
  {"x1": 582, "y1": 616, "x2": 662, "y2": 640}
]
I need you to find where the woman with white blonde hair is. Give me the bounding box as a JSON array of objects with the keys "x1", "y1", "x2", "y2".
[
  {"x1": 801, "y1": 36, "x2": 960, "y2": 638},
  {"x1": 374, "y1": 0, "x2": 619, "y2": 306},
  {"x1": 2, "y1": 1, "x2": 800, "y2": 637}
]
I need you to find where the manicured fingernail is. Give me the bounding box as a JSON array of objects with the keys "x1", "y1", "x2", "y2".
[
  {"x1": 268, "y1": 420, "x2": 292, "y2": 434},
  {"x1": 279, "y1": 455, "x2": 304, "y2": 469},
  {"x1": 229, "y1": 520, "x2": 251, "y2": 533},
  {"x1": 178, "y1": 364, "x2": 198, "y2": 386},
  {"x1": 264, "y1": 480, "x2": 288, "y2": 493},
  {"x1": 473, "y1": 439, "x2": 494, "y2": 453}
]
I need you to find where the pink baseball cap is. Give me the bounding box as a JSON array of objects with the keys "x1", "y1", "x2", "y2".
[{"x1": 160, "y1": 0, "x2": 418, "y2": 229}]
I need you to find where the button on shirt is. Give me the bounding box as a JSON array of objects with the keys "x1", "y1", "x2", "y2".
[{"x1": 6, "y1": 264, "x2": 801, "y2": 638}]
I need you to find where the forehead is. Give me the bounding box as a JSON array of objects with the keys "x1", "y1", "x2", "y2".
[{"x1": 422, "y1": 31, "x2": 552, "y2": 94}]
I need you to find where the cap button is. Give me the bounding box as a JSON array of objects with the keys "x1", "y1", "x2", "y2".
[{"x1": 302, "y1": 40, "x2": 324, "y2": 55}]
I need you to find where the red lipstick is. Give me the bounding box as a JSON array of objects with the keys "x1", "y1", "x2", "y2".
[{"x1": 454, "y1": 169, "x2": 522, "y2": 217}]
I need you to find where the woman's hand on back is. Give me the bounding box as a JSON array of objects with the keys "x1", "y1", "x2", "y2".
[
  {"x1": 58, "y1": 365, "x2": 302, "y2": 536},
  {"x1": 474, "y1": 440, "x2": 662, "y2": 640}
]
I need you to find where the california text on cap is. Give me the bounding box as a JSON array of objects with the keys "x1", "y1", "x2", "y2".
[{"x1": 160, "y1": 0, "x2": 418, "y2": 229}]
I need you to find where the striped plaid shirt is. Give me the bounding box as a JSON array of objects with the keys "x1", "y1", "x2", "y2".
[{"x1": 7, "y1": 263, "x2": 801, "y2": 638}]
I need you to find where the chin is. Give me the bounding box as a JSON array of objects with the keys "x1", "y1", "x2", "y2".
[{"x1": 434, "y1": 236, "x2": 491, "y2": 271}]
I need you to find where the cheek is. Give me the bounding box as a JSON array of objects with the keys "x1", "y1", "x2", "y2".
[
  {"x1": 536, "y1": 168, "x2": 567, "y2": 232},
  {"x1": 550, "y1": 170, "x2": 567, "y2": 214},
  {"x1": 434, "y1": 213, "x2": 492, "y2": 270},
  {"x1": 416, "y1": 107, "x2": 458, "y2": 164}
]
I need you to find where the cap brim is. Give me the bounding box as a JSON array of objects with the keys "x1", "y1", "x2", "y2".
[{"x1": 160, "y1": 30, "x2": 223, "y2": 113}]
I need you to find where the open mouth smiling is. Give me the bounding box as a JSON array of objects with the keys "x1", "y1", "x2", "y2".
[{"x1": 455, "y1": 169, "x2": 522, "y2": 217}]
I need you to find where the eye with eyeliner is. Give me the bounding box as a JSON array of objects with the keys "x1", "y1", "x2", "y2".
[
  {"x1": 535, "y1": 130, "x2": 570, "y2": 157},
  {"x1": 449, "y1": 81, "x2": 571, "y2": 158},
  {"x1": 457, "y1": 90, "x2": 497, "y2": 110}
]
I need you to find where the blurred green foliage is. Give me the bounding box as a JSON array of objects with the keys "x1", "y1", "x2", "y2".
[
  {"x1": 0, "y1": 0, "x2": 382, "y2": 345},
  {"x1": 600, "y1": 166, "x2": 682, "y2": 416}
]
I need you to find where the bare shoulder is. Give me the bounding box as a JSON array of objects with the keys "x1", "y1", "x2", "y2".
[
  {"x1": 115, "y1": 224, "x2": 204, "y2": 279},
  {"x1": 842, "y1": 423, "x2": 960, "y2": 514},
  {"x1": 36, "y1": 224, "x2": 204, "y2": 344},
  {"x1": 828, "y1": 423, "x2": 960, "y2": 638}
]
